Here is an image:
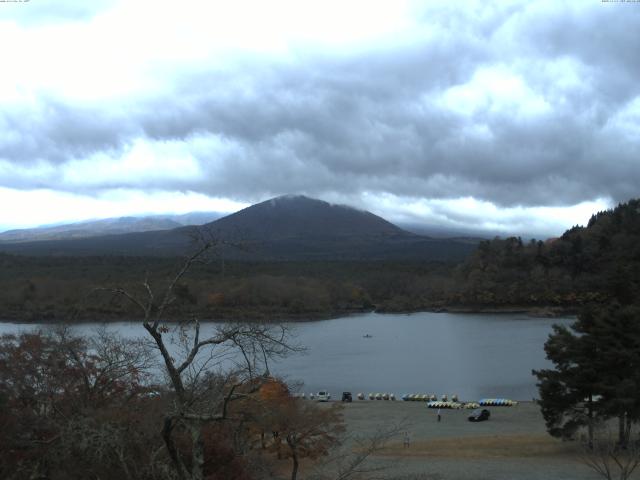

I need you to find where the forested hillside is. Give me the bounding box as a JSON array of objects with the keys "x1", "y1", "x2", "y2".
[
  {"x1": 1, "y1": 200, "x2": 638, "y2": 322},
  {"x1": 0, "y1": 255, "x2": 455, "y2": 321},
  {"x1": 452, "y1": 199, "x2": 640, "y2": 310}
]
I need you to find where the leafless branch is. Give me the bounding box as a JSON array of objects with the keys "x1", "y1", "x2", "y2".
[
  {"x1": 581, "y1": 432, "x2": 640, "y2": 480},
  {"x1": 88, "y1": 237, "x2": 303, "y2": 480},
  {"x1": 310, "y1": 420, "x2": 408, "y2": 480}
]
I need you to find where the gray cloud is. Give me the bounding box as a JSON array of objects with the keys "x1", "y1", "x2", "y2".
[
  {"x1": 2, "y1": 1, "x2": 639, "y2": 210},
  {"x1": 0, "y1": 100, "x2": 136, "y2": 164}
]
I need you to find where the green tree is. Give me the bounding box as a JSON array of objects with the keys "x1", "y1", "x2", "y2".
[
  {"x1": 581, "y1": 304, "x2": 640, "y2": 446},
  {"x1": 534, "y1": 320, "x2": 601, "y2": 446},
  {"x1": 534, "y1": 303, "x2": 640, "y2": 447}
]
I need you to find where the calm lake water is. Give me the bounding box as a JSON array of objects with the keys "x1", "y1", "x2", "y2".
[{"x1": 0, "y1": 312, "x2": 572, "y2": 401}]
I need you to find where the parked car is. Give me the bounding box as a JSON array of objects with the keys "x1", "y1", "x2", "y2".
[
  {"x1": 317, "y1": 391, "x2": 331, "y2": 402},
  {"x1": 468, "y1": 408, "x2": 490, "y2": 422},
  {"x1": 341, "y1": 392, "x2": 353, "y2": 402}
]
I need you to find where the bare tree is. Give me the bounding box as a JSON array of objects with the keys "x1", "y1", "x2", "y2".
[
  {"x1": 54, "y1": 325, "x2": 156, "y2": 405},
  {"x1": 104, "y1": 238, "x2": 300, "y2": 480},
  {"x1": 581, "y1": 427, "x2": 640, "y2": 480},
  {"x1": 269, "y1": 398, "x2": 345, "y2": 480},
  {"x1": 309, "y1": 421, "x2": 407, "y2": 480}
]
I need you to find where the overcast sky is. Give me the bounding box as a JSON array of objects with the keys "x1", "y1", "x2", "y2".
[{"x1": 1, "y1": 0, "x2": 638, "y2": 237}]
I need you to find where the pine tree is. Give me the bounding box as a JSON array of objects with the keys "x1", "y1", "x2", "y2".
[
  {"x1": 582, "y1": 304, "x2": 640, "y2": 446},
  {"x1": 534, "y1": 303, "x2": 640, "y2": 447},
  {"x1": 534, "y1": 321, "x2": 600, "y2": 446}
]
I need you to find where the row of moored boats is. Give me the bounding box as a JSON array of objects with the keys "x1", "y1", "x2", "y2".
[{"x1": 295, "y1": 392, "x2": 518, "y2": 407}]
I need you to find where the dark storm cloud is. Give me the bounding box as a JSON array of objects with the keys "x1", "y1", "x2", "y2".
[{"x1": 2, "y1": 1, "x2": 639, "y2": 208}]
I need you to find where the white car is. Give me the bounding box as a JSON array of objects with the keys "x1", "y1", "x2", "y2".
[{"x1": 316, "y1": 391, "x2": 331, "y2": 402}]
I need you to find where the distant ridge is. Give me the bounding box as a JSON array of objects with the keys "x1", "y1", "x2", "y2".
[
  {"x1": 0, "y1": 195, "x2": 477, "y2": 261},
  {"x1": 0, "y1": 217, "x2": 181, "y2": 243},
  {"x1": 0, "y1": 212, "x2": 223, "y2": 243}
]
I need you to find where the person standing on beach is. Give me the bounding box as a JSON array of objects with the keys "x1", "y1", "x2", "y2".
[
  {"x1": 437, "y1": 408, "x2": 441, "y2": 422},
  {"x1": 403, "y1": 432, "x2": 410, "y2": 448}
]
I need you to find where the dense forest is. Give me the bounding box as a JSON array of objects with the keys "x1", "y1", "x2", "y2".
[
  {"x1": 1, "y1": 199, "x2": 639, "y2": 322},
  {"x1": 0, "y1": 255, "x2": 455, "y2": 321},
  {"x1": 454, "y1": 198, "x2": 640, "y2": 310}
]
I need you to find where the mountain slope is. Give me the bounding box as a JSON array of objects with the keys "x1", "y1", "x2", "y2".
[
  {"x1": 207, "y1": 195, "x2": 409, "y2": 240},
  {"x1": 0, "y1": 212, "x2": 226, "y2": 243},
  {"x1": 0, "y1": 217, "x2": 182, "y2": 243},
  {"x1": 0, "y1": 196, "x2": 476, "y2": 261}
]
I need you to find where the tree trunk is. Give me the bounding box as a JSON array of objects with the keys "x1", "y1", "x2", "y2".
[
  {"x1": 291, "y1": 453, "x2": 299, "y2": 480},
  {"x1": 587, "y1": 395, "x2": 594, "y2": 449},
  {"x1": 619, "y1": 413, "x2": 627, "y2": 447},
  {"x1": 287, "y1": 438, "x2": 299, "y2": 480},
  {"x1": 163, "y1": 417, "x2": 188, "y2": 480},
  {"x1": 190, "y1": 423, "x2": 205, "y2": 480}
]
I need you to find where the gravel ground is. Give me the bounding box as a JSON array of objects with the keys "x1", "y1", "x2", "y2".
[{"x1": 328, "y1": 400, "x2": 626, "y2": 480}]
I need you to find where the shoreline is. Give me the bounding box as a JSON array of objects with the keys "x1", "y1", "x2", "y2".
[
  {"x1": 428, "y1": 305, "x2": 577, "y2": 318},
  {"x1": 0, "y1": 304, "x2": 577, "y2": 324}
]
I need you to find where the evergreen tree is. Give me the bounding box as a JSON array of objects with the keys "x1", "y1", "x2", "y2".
[
  {"x1": 534, "y1": 320, "x2": 600, "y2": 446},
  {"x1": 534, "y1": 303, "x2": 640, "y2": 447},
  {"x1": 582, "y1": 304, "x2": 640, "y2": 446}
]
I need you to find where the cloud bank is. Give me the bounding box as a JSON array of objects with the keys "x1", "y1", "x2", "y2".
[{"x1": 0, "y1": 0, "x2": 638, "y2": 234}]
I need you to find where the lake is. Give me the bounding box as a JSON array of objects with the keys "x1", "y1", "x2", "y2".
[{"x1": 0, "y1": 311, "x2": 572, "y2": 401}]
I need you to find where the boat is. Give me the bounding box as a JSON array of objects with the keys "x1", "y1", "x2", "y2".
[
  {"x1": 427, "y1": 401, "x2": 463, "y2": 409},
  {"x1": 478, "y1": 398, "x2": 518, "y2": 406}
]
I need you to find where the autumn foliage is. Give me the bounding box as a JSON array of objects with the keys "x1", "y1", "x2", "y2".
[
  {"x1": 0, "y1": 331, "x2": 344, "y2": 480},
  {"x1": 0, "y1": 329, "x2": 164, "y2": 479}
]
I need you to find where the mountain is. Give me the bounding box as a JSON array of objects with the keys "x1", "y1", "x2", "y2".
[
  {"x1": 169, "y1": 211, "x2": 224, "y2": 226},
  {"x1": 207, "y1": 195, "x2": 407, "y2": 240},
  {"x1": 0, "y1": 195, "x2": 476, "y2": 261},
  {"x1": 398, "y1": 222, "x2": 492, "y2": 241},
  {"x1": 0, "y1": 217, "x2": 181, "y2": 243},
  {"x1": 0, "y1": 212, "x2": 224, "y2": 243}
]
